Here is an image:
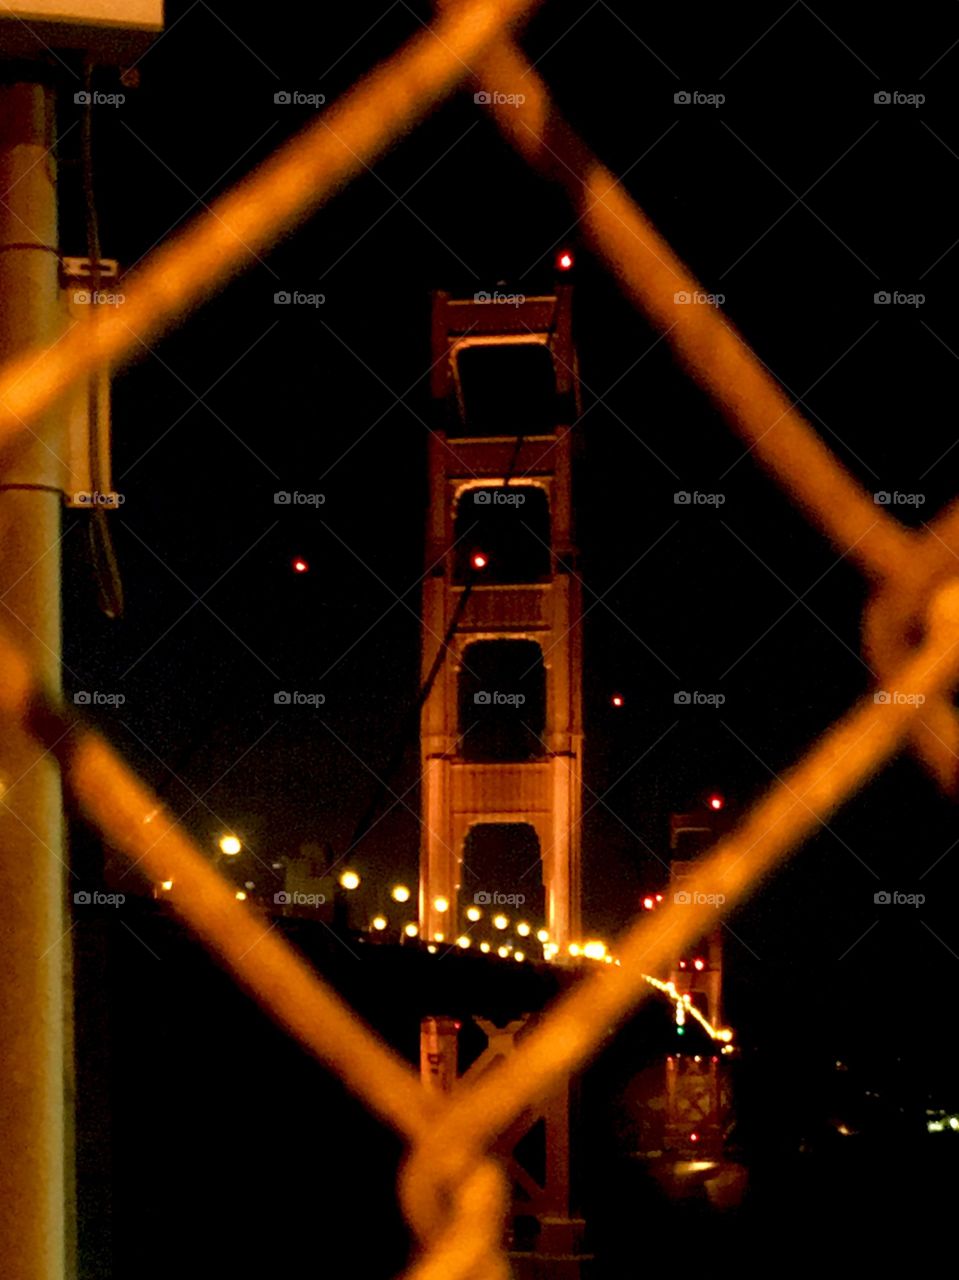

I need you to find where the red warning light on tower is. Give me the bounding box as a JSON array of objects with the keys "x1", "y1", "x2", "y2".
[
  {"x1": 557, "y1": 250, "x2": 574, "y2": 271},
  {"x1": 611, "y1": 693, "x2": 624, "y2": 708},
  {"x1": 642, "y1": 896, "x2": 655, "y2": 911},
  {"x1": 708, "y1": 793, "x2": 724, "y2": 811},
  {"x1": 292, "y1": 557, "x2": 309, "y2": 574},
  {"x1": 470, "y1": 550, "x2": 489, "y2": 571}
]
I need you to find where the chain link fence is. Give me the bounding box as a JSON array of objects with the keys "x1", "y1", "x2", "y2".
[{"x1": 2, "y1": 2, "x2": 959, "y2": 1276}]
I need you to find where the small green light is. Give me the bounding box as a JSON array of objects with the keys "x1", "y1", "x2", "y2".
[{"x1": 676, "y1": 1026, "x2": 685, "y2": 1036}]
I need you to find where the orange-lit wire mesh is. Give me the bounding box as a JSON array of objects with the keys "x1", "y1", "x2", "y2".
[{"x1": 3, "y1": 3, "x2": 959, "y2": 1276}]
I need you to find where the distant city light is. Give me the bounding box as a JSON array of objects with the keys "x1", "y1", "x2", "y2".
[
  {"x1": 466, "y1": 906, "x2": 482, "y2": 922},
  {"x1": 235, "y1": 890, "x2": 247, "y2": 901},
  {"x1": 292, "y1": 557, "x2": 309, "y2": 573},
  {"x1": 391, "y1": 884, "x2": 410, "y2": 903},
  {"x1": 160, "y1": 879, "x2": 173, "y2": 892},
  {"x1": 497, "y1": 945, "x2": 510, "y2": 958},
  {"x1": 339, "y1": 870, "x2": 360, "y2": 890},
  {"x1": 611, "y1": 693, "x2": 624, "y2": 707},
  {"x1": 492, "y1": 913, "x2": 508, "y2": 930},
  {"x1": 372, "y1": 915, "x2": 387, "y2": 931},
  {"x1": 693, "y1": 958, "x2": 705, "y2": 971},
  {"x1": 434, "y1": 932, "x2": 445, "y2": 942},
  {"x1": 568, "y1": 943, "x2": 581, "y2": 957},
  {"x1": 583, "y1": 941, "x2": 607, "y2": 961},
  {"x1": 708, "y1": 794, "x2": 724, "y2": 811},
  {"x1": 427, "y1": 944, "x2": 437, "y2": 954},
  {"x1": 536, "y1": 929, "x2": 549, "y2": 943},
  {"x1": 470, "y1": 550, "x2": 488, "y2": 571},
  {"x1": 480, "y1": 941, "x2": 491, "y2": 953},
  {"x1": 218, "y1": 834, "x2": 241, "y2": 856},
  {"x1": 642, "y1": 896, "x2": 655, "y2": 910},
  {"x1": 516, "y1": 922, "x2": 531, "y2": 937},
  {"x1": 557, "y1": 250, "x2": 574, "y2": 271},
  {"x1": 433, "y1": 895, "x2": 449, "y2": 913},
  {"x1": 456, "y1": 935, "x2": 471, "y2": 949},
  {"x1": 514, "y1": 951, "x2": 525, "y2": 963},
  {"x1": 404, "y1": 923, "x2": 419, "y2": 937}
]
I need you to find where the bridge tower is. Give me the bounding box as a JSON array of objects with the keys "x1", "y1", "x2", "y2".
[{"x1": 419, "y1": 285, "x2": 583, "y2": 954}]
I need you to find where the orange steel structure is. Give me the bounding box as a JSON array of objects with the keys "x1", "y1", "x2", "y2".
[{"x1": 419, "y1": 287, "x2": 583, "y2": 951}]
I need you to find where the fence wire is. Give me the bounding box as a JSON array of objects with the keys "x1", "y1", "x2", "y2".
[{"x1": 2, "y1": 3, "x2": 959, "y2": 1277}]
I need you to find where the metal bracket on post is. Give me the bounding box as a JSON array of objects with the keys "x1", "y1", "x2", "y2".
[{"x1": 60, "y1": 256, "x2": 121, "y2": 510}]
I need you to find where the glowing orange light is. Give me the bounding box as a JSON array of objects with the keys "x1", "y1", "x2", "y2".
[{"x1": 690, "y1": 1132, "x2": 699, "y2": 1143}]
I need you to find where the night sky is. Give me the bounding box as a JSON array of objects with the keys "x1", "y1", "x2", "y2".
[{"x1": 58, "y1": 2, "x2": 959, "y2": 1087}]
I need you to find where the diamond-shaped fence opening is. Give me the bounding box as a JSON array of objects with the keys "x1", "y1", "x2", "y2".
[{"x1": 3, "y1": 3, "x2": 959, "y2": 1277}]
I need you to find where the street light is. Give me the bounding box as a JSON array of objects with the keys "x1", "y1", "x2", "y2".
[
  {"x1": 219, "y1": 834, "x2": 241, "y2": 856},
  {"x1": 339, "y1": 870, "x2": 360, "y2": 890},
  {"x1": 391, "y1": 884, "x2": 410, "y2": 903},
  {"x1": 466, "y1": 906, "x2": 482, "y2": 922},
  {"x1": 433, "y1": 895, "x2": 449, "y2": 914},
  {"x1": 371, "y1": 915, "x2": 387, "y2": 932},
  {"x1": 492, "y1": 913, "x2": 508, "y2": 930}
]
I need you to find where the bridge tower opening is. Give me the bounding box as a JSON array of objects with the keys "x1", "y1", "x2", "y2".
[{"x1": 419, "y1": 286, "x2": 583, "y2": 953}]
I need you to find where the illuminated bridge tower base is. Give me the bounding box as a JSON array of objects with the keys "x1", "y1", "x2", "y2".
[{"x1": 419, "y1": 285, "x2": 583, "y2": 954}]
